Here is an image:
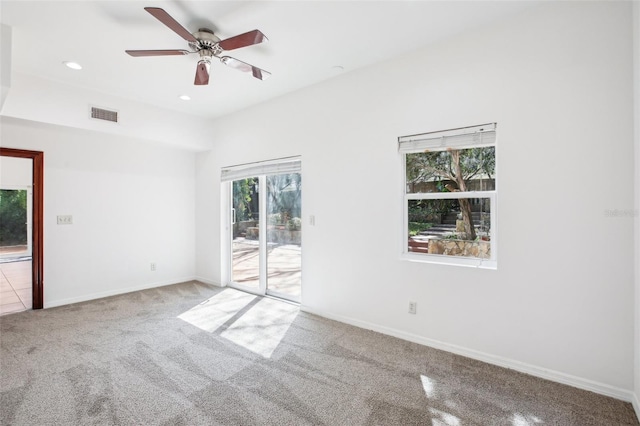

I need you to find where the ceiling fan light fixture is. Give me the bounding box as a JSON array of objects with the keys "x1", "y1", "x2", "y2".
[
  {"x1": 63, "y1": 61, "x2": 82, "y2": 70},
  {"x1": 195, "y1": 60, "x2": 211, "y2": 85}
]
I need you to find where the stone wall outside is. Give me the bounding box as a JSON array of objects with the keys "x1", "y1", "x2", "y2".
[{"x1": 427, "y1": 239, "x2": 490, "y2": 258}]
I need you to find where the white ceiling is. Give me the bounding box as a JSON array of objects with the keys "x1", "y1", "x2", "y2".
[{"x1": 1, "y1": 1, "x2": 535, "y2": 119}]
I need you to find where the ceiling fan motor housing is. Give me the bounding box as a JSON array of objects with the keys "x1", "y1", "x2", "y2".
[{"x1": 191, "y1": 29, "x2": 223, "y2": 58}]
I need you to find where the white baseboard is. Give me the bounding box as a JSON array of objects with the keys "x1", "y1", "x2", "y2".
[
  {"x1": 193, "y1": 276, "x2": 224, "y2": 287},
  {"x1": 633, "y1": 393, "x2": 640, "y2": 422},
  {"x1": 44, "y1": 276, "x2": 200, "y2": 308},
  {"x1": 300, "y1": 305, "x2": 635, "y2": 403}
]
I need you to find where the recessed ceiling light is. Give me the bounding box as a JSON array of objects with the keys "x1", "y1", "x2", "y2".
[
  {"x1": 179, "y1": 95, "x2": 191, "y2": 101},
  {"x1": 331, "y1": 65, "x2": 344, "y2": 72},
  {"x1": 63, "y1": 61, "x2": 82, "y2": 70}
]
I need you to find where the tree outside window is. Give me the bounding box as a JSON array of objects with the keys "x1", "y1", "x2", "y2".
[{"x1": 401, "y1": 124, "x2": 496, "y2": 266}]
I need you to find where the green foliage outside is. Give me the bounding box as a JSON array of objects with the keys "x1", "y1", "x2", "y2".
[
  {"x1": 406, "y1": 146, "x2": 495, "y2": 241},
  {"x1": 408, "y1": 199, "x2": 449, "y2": 222},
  {"x1": 233, "y1": 178, "x2": 258, "y2": 221},
  {"x1": 268, "y1": 213, "x2": 302, "y2": 231},
  {"x1": 233, "y1": 174, "x2": 302, "y2": 224},
  {"x1": 287, "y1": 217, "x2": 302, "y2": 231},
  {"x1": 267, "y1": 173, "x2": 301, "y2": 220},
  {"x1": 408, "y1": 222, "x2": 432, "y2": 237},
  {"x1": 268, "y1": 213, "x2": 282, "y2": 225},
  {"x1": 233, "y1": 173, "x2": 302, "y2": 244},
  {"x1": 405, "y1": 147, "x2": 495, "y2": 192},
  {"x1": 0, "y1": 190, "x2": 28, "y2": 246}
]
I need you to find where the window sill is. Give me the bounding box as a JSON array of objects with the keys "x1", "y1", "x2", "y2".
[{"x1": 401, "y1": 252, "x2": 497, "y2": 270}]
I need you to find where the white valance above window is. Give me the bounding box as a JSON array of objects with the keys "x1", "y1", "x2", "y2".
[
  {"x1": 221, "y1": 156, "x2": 302, "y2": 182},
  {"x1": 398, "y1": 123, "x2": 496, "y2": 153}
]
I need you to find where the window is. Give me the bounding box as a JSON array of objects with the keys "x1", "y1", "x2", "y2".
[{"x1": 399, "y1": 123, "x2": 497, "y2": 268}]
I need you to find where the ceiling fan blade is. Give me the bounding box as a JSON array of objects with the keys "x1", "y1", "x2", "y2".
[
  {"x1": 194, "y1": 62, "x2": 210, "y2": 85},
  {"x1": 218, "y1": 30, "x2": 267, "y2": 51},
  {"x1": 220, "y1": 56, "x2": 271, "y2": 80},
  {"x1": 144, "y1": 7, "x2": 197, "y2": 43},
  {"x1": 126, "y1": 49, "x2": 190, "y2": 57}
]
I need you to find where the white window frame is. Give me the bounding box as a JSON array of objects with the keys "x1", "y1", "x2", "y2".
[{"x1": 399, "y1": 123, "x2": 497, "y2": 269}]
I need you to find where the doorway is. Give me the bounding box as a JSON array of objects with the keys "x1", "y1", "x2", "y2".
[
  {"x1": 0, "y1": 148, "x2": 44, "y2": 311},
  {"x1": 224, "y1": 158, "x2": 302, "y2": 303}
]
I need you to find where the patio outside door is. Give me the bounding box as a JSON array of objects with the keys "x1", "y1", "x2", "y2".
[
  {"x1": 225, "y1": 158, "x2": 302, "y2": 303},
  {"x1": 264, "y1": 172, "x2": 301, "y2": 301},
  {"x1": 230, "y1": 177, "x2": 261, "y2": 290}
]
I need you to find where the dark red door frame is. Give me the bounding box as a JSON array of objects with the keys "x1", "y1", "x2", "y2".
[{"x1": 0, "y1": 148, "x2": 44, "y2": 309}]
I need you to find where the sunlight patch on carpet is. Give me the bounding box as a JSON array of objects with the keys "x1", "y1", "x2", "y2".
[
  {"x1": 177, "y1": 289, "x2": 256, "y2": 332},
  {"x1": 220, "y1": 297, "x2": 299, "y2": 358},
  {"x1": 420, "y1": 374, "x2": 437, "y2": 398},
  {"x1": 177, "y1": 288, "x2": 299, "y2": 358},
  {"x1": 429, "y1": 407, "x2": 461, "y2": 426},
  {"x1": 511, "y1": 413, "x2": 543, "y2": 425}
]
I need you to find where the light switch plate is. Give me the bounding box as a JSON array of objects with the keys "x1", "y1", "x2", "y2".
[{"x1": 57, "y1": 215, "x2": 73, "y2": 225}]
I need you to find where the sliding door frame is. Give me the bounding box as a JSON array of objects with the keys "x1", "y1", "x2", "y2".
[
  {"x1": 222, "y1": 157, "x2": 302, "y2": 303},
  {"x1": 226, "y1": 175, "x2": 268, "y2": 296}
]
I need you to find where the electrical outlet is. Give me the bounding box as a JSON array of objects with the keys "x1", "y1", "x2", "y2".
[
  {"x1": 408, "y1": 301, "x2": 417, "y2": 315},
  {"x1": 150, "y1": 262, "x2": 157, "y2": 271},
  {"x1": 56, "y1": 215, "x2": 73, "y2": 225}
]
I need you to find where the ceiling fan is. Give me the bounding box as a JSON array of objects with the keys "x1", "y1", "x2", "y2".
[{"x1": 126, "y1": 7, "x2": 270, "y2": 85}]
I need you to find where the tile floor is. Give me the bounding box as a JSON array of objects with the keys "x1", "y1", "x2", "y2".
[{"x1": 0, "y1": 260, "x2": 32, "y2": 316}]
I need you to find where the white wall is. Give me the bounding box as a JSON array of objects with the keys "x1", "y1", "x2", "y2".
[
  {"x1": 196, "y1": 2, "x2": 635, "y2": 396},
  {"x1": 0, "y1": 116, "x2": 196, "y2": 307},
  {"x1": 0, "y1": 156, "x2": 31, "y2": 188},
  {"x1": 633, "y1": 0, "x2": 640, "y2": 415},
  {"x1": 2, "y1": 73, "x2": 213, "y2": 151},
  {"x1": 0, "y1": 24, "x2": 11, "y2": 111}
]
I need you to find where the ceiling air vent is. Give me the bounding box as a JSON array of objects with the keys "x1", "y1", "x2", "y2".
[{"x1": 90, "y1": 106, "x2": 118, "y2": 123}]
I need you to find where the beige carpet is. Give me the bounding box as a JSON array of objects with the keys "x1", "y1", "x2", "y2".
[{"x1": 1, "y1": 281, "x2": 637, "y2": 425}]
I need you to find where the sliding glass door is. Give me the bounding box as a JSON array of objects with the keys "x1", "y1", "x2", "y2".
[{"x1": 224, "y1": 158, "x2": 301, "y2": 303}]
